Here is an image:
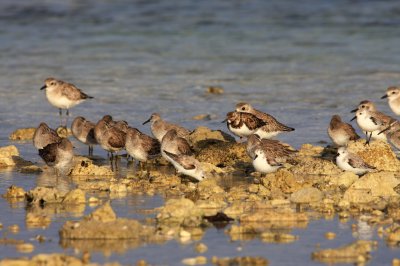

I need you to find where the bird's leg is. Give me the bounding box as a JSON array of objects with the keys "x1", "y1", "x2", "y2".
[
  {"x1": 365, "y1": 132, "x2": 372, "y2": 145},
  {"x1": 65, "y1": 109, "x2": 70, "y2": 127},
  {"x1": 88, "y1": 146, "x2": 91, "y2": 157},
  {"x1": 59, "y1": 108, "x2": 63, "y2": 127}
]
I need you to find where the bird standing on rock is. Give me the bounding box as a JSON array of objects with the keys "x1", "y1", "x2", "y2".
[{"x1": 40, "y1": 78, "x2": 93, "y2": 126}]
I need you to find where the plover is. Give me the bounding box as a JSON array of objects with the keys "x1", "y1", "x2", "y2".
[
  {"x1": 38, "y1": 138, "x2": 74, "y2": 176},
  {"x1": 71, "y1": 116, "x2": 98, "y2": 156},
  {"x1": 382, "y1": 86, "x2": 400, "y2": 115},
  {"x1": 163, "y1": 150, "x2": 205, "y2": 181},
  {"x1": 235, "y1": 102, "x2": 294, "y2": 139},
  {"x1": 161, "y1": 129, "x2": 193, "y2": 166},
  {"x1": 224, "y1": 111, "x2": 265, "y2": 139},
  {"x1": 335, "y1": 147, "x2": 375, "y2": 175},
  {"x1": 328, "y1": 115, "x2": 360, "y2": 146},
  {"x1": 246, "y1": 134, "x2": 296, "y2": 174},
  {"x1": 125, "y1": 127, "x2": 160, "y2": 165},
  {"x1": 33, "y1": 122, "x2": 61, "y2": 149},
  {"x1": 351, "y1": 100, "x2": 395, "y2": 144},
  {"x1": 143, "y1": 113, "x2": 190, "y2": 142},
  {"x1": 40, "y1": 78, "x2": 93, "y2": 126}
]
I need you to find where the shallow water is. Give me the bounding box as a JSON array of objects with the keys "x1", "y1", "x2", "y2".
[{"x1": 1, "y1": 0, "x2": 400, "y2": 264}]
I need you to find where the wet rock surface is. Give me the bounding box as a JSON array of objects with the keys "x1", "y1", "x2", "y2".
[{"x1": 9, "y1": 128, "x2": 36, "y2": 141}]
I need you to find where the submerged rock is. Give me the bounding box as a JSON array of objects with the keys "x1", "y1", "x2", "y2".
[
  {"x1": 211, "y1": 256, "x2": 268, "y2": 266},
  {"x1": 0, "y1": 253, "x2": 120, "y2": 266},
  {"x1": 312, "y1": 240, "x2": 377, "y2": 264},
  {"x1": 60, "y1": 202, "x2": 152, "y2": 240},
  {"x1": 3, "y1": 185, "x2": 25, "y2": 198},
  {"x1": 9, "y1": 128, "x2": 36, "y2": 141},
  {"x1": 0, "y1": 145, "x2": 19, "y2": 166}
]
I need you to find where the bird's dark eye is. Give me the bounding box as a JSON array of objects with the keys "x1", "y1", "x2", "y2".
[
  {"x1": 361, "y1": 105, "x2": 365, "y2": 108},
  {"x1": 393, "y1": 91, "x2": 396, "y2": 94},
  {"x1": 241, "y1": 107, "x2": 245, "y2": 111},
  {"x1": 50, "y1": 82, "x2": 55, "y2": 85}
]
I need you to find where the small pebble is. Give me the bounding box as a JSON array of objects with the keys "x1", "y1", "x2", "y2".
[
  {"x1": 325, "y1": 232, "x2": 336, "y2": 240},
  {"x1": 393, "y1": 258, "x2": 400, "y2": 266},
  {"x1": 206, "y1": 86, "x2": 224, "y2": 94},
  {"x1": 182, "y1": 256, "x2": 207, "y2": 265},
  {"x1": 8, "y1": 224, "x2": 20, "y2": 233},
  {"x1": 194, "y1": 243, "x2": 208, "y2": 253},
  {"x1": 16, "y1": 243, "x2": 35, "y2": 253}
]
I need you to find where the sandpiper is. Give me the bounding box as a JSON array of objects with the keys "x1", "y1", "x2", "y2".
[
  {"x1": 335, "y1": 147, "x2": 375, "y2": 175},
  {"x1": 382, "y1": 86, "x2": 400, "y2": 115},
  {"x1": 163, "y1": 150, "x2": 205, "y2": 181},
  {"x1": 328, "y1": 115, "x2": 360, "y2": 146},
  {"x1": 143, "y1": 113, "x2": 190, "y2": 142},
  {"x1": 224, "y1": 111, "x2": 265, "y2": 139},
  {"x1": 71, "y1": 116, "x2": 98, "y2": 156},
  {"x1": 378, "y1": 121, "x2": 400, "y2": 150},
  {"x1": 246, "y1": 134, "x2": 296, "y2": 174},
  {"x1": 161, "y1": 129, "x2": 193, "y2": 166},
  {"x1": 94, "y1": 115, "x2": 126, "y2": 166},
  {"x1": 38, "y1": 138, "x2": 74, "y2": 176},
  {"x1": 33, "y1": 122, "x2": 61, "y2": 149},
  {"x1": 351, "y1": 100, "x2": 395, "y2": 144},
  {"x1": 235, "y1": 102, "x2": 294, "y2": 139},
  {"x1": 40, "y1": 78, "x2": 93, "y2": 126},
  {"x1": 125, "y1": 127, "x2": 160, "y2": 165}
]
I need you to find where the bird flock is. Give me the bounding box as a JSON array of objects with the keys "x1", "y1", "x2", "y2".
[{"x1": 34, "y1": 77, "x2": 400, "y2": 180}]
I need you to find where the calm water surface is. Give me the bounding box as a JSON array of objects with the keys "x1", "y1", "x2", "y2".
[{"x1": 1, "y1": 0, "x2": 400, "y2": 264}]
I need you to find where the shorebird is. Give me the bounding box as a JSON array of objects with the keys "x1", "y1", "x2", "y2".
[
  {"x1": 351, "y1": 100, "x2": 395, "y2": 144},
  {"x1": 160, "y1": 129, "x2": 193, "y2": 165},
  {"x1": 40, "y1": 78, "x2": 93, "y2": 126},
  {"x1": 143, "y1": 113, "x2": 190, "y2": 142},
  {"x1": 378, "y1": 120, "x2": 400, "y2": 150},
  {"x1": 33, "y1": 122, "x2": 61, "y2": 149},
  {"x1": 235, "y1": 102, "x2": 294, "y2": 139},
  {"x1": 224, "y1": 111, "x2": 265, "y2": 140},
  {"x1": 335, "y1": 147, "x2": 375, "y2": 175},
  {"x1": 71, "y1": 116, "x2": 98, "y2": 156},
  {"x1": 327, "y1": 115, "x2": 360, "y2": 146},
  {"x1": 246, "y1": 134, "x2": 296, "y2": 174},
  {"x1": 125, "y1": 127, "x2": 160, "y2": 167},
  {"x1": 94, "y1": 115, "x2": 126, "y2": 171},
  {"x1": 382, "y1": 86, "x2": 400, "y2": 115},
  {"x1": 163, "y1": 150, "x2": 205, "y2": 181},
  {"x1": 38, "y1": 138, "x2": 74, "y2": 176}
]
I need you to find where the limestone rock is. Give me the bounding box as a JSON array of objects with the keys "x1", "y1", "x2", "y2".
[
  {"x1": 343, "y1": 172, "x2": 400, "y2": 203},
  {"x1": 262, "y1": 169, "x2": 305, "y2": 194},
  {"x1": 157, "y1": 198, "x2": 204, "y2": 227},
  {"x1": 86, "y1": 202, "x2": 116, "y2": 223},
  {"x1": 0, "y1": 145, "x2": 19, "y2": 166},
  {"x1": 26, "y1": 187, "x2": 66, "y2": 204},
  {"x1": 312, "y1": 240, "x2": 377, "y2": 264},
  {"x1": 9, "y1": 128, "x2": 36, "y2": 140},
  {"x1": 3, "y1": 185, "x2": 25, "y2": 198},
  {"x1": 348, "y1": 140, "x2": 400, "y2": 171},
  {"x1": 62, "y1": 189, "x2": 86, "y2": 204},
  {"x1": 196, "y1": 142, "x2": 249, "y2": 168},
  {"x1": 70, "y1": 157, "x2": 114, "y2": 176},
  {"x1": 189, "y1": 126, "x2": 235, "y2": 148},
  {"x1": 290, "y1": 187, "x2": 323, "y2": 203}
]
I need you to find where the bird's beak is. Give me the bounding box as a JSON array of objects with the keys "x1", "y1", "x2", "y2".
[
  {"x1": 40, "y1": 85, "x2": 46, "y2": 90},
  {"x1": 381, "y1": 94, "x2": 388, "y2": 99},
  {"x1": 350, "y1": 108, "x2": 358, "y2": 113},
  {"x1": 350, "y1": 116, "x2": 356, "y2": 121},
  {"x1": 336, "y1": 153, "x2": 339, "y2": 157},
  {"x1": 221, "y1": 119, "x2": 227, "y2": 123},
  {"x1": 142, "y1": 118, "x2": 151, "y2": 125}
]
